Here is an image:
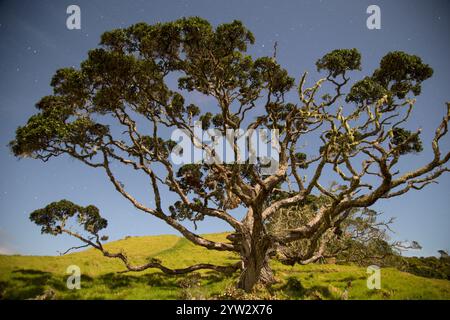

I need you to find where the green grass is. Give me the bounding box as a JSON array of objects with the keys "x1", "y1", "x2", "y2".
[{"x1": 0, "y1": 232, "x2": 449, "y2": 300}]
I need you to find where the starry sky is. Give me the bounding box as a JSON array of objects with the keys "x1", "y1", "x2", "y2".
[{"x1": 0, "y1": 0, "x2": 449, "y2": 256}]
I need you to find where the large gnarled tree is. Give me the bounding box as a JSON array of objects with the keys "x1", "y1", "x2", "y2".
[{"x1": 11, "y1": 17, "x2": 449, "y2": 292}]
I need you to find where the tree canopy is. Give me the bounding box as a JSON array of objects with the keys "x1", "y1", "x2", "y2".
[{"x1": 12, "y1": 17, "x2": 449, "y2": 292}]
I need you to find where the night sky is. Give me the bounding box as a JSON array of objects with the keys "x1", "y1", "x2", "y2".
[{"x1": 0, "y1": 0, "x2": 449, "y2": 256}]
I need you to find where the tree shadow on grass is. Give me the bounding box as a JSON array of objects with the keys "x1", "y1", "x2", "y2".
[
  {"x1": 323, "y1": 275, "x2": 366, "y2": 284},
  {"x1": 0, "y1": 269, "x2": 66, "y2": 299},
  {"x1": 93, "y1": 270, "x2": 230, "y2": 291},
  {"x1": 92, "y1": 272, "x2": 181, "y2": 291},
  {"x1": 280, "y1": 276, "x2": 333, "y2": 300},
  {"x1": 1, "y1": 268, "x2": 232, "y2": 300}
]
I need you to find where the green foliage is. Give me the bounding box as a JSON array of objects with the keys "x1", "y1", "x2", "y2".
[
  {"x1": 390, "y1": 127, "x2": 423, "y2": 154},
  {"x1": 10, "y1": 101, "x2": 109, "y2": 159},
  {"x1": 30, "y1": 200, "x2": 107, "y2": 236},
  {"x1": 398, "y1": 256, "x2": 450, "y2": 280},
  {"x1": 9, "y1": 17, "x2": 294, "y2": 161},
  {"x1": 347, "y1": 51, "x2": 433, "y2": 105},
  {"x1": 346, "y1": 76, "x2": 389, "y2": 104},
  {"x1": 293, "y1": 152, "x2": 308, "y2": 169},
  {"x1": 176, "y1": 164, "x2": 204, "y2": 192},
  {"x1": 267, "y1": 196, "x2": 398, "y2": 267},
  {"x1": 169, "y1": 200, "x2": 204, "y2": 224},
  {"x1": 373, "y1": 51, "x2": 433, "y2": 99},
  {"x1": 129, "y1": 136, "x2": 175, "y2": 160},
  {"x1": 199, "y1": 112, "x2": 213, "y2": 129},
  {"x1": 316, "y1": 48, "x2": 361, "y2": 77},
  {"x1": 252, "y1": 57, "x2": 295, "y2": 96}
]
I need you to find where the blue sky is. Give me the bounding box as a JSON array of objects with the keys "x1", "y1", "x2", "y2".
[{"x1": 0, "y1": 0, "x2": 449, "y2": 256}]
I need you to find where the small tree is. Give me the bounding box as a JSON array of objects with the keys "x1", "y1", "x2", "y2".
[
  {"x1": 266, "y1": 195, "x2": 400, "y2": 266},
  {"x1": 11, "y1": 18, "x2": 449, "y2": 292}
]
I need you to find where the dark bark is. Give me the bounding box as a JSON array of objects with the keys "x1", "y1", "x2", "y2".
[
  {"x1": 236, "y1": 210, "x2": 276, "y2": 292},
  {"x1": 237, "y1": 248, "x2": 275, "y2": 292}
]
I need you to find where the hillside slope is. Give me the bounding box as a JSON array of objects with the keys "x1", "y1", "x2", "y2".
[{"x1": 0, "y1": 233, "x2": 449, "y2": 300}]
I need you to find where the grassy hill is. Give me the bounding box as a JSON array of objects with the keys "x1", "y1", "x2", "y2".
[{"x1": 0, "y1": 233, "x2": 449, "y2": 300}]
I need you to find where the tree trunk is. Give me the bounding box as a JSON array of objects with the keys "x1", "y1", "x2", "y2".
[
  {"x1": 236, "y1": 235, "x2": 275, "y2": 292},
  {"x1": 235, "y1": 205, "x2": 276, "y2": 292}
]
